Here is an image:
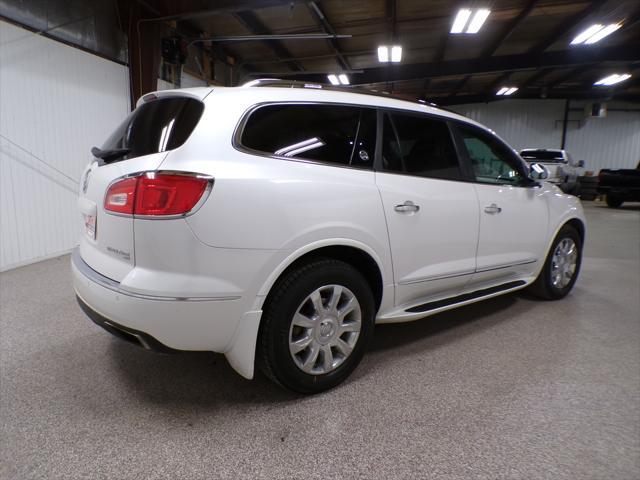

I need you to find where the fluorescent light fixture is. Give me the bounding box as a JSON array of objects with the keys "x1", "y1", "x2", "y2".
[
  {"x1": 594, "y1": 73, "x2": 631, "y2": 86},
  {"x1": 338, "y1": 74, "x2": 350, "y2": 85},
  {"x1": 571, "y1": 23, "x2": 621, "y2": 45},
  {"x1": 391, "y1": 45, "x2": 402, "y2": 62},
  {"x1": 451, "y1": 8, "x2": 490, "y2": 34},
  {"x1": 451, "y1": 9, "x2": 472, "y2": 33},
  {"x1": 378, "y1": 46, "x2": 389, "y2": 62},
  {"x1": 378, "y1": 45, "x2": 402, "y2": 63},
  {"x1": 466, "y1": 9, "x2": 491, "y2": 34},
  {"x1": 327, "y1": 74, "x2": 340, "y2": 85},
  {"x1": 585, "y1": 23, "x2": 622, "y2": 44},
  {"x1": 570, "y1": 24, "x2": 604, "y2": 44},
  {"x1": 496, "y1": 86, "x2": 518, "y2": 96}
]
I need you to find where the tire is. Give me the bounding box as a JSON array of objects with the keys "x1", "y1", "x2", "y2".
[
  {"x1": 605, "y1": 194, "x2": 624, "y2": 208},
  {"x1": 257, "y1": 258, "x2": 375, "y2": 394},
  {"x1": 528, "y1": 224, "x2": 582, "y2": 300}
]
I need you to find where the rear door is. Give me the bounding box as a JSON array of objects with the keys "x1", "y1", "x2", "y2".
[
  {"x1": 455, "y1": 123, "x2": 548, "y2": 288},
  {"x1": 375, "y1": 111, "x2": 479, "y2": 307},
  {"x1": 78, "y1": 95, "x2": 204, "y2": 281}
]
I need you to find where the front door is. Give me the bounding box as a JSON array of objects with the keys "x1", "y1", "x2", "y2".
[
  {"x1": 455, "y1": 123, "x2": 548, "y2": 288},
  {"x1": 375, "y1": 111, "x2": 479, "y2": 307}
]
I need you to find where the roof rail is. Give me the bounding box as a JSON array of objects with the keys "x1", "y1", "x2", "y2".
[{"x1": 241, "y1": 78, "x2": 444, "y2": 109}]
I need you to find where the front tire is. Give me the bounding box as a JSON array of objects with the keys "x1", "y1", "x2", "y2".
[
  {"x1": 528, "y1": 224, "x2": 582, "y2": 300},
  {"x1": 606, "y1": 194, "x2": 624, "y2": 208},
  {"x1": 257, "y1": 258, "x2": 375, "y2": 394}
]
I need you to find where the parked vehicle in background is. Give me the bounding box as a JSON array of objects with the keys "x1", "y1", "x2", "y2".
[
  {"x1": 72, "y1": 82, "x2": 586, "y2": 393},
  {"x1": 519, "y1": 149, "x2": 584, "y2": 194},
  {"x1": 597, "y1": 162, "x2": 640, "y2": 207}
]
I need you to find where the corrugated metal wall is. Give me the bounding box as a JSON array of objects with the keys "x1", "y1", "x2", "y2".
[
  {"x1": 452, "y1": 99, "x2": 640, "y2": 171},
  {"x1": 0, "y1": 20, "x2": 130, "y2": 271}
]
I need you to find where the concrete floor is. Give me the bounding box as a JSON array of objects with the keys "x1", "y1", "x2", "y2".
[{"x1": 1, "y1": 202, "x2": 639, "y2": 479}]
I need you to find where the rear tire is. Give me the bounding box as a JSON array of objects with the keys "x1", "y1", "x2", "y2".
[
  {"x1": 257, "y1": 258, "x2": 375, "y2": 394},
  {"x1": 606, "y1": 194, "x2": 624, "y2": 208},
  {"x1": 528, "y1": 225, "x2": 582, "y2": 300}
]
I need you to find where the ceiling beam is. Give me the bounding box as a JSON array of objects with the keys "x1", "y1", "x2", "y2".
[
  {"x1": 481, "y1": 0, "x2": 538, "y2": 57},
  {"x1": 342, "y1": 44, "x2": 638, "y2": 86},
  {"x1": 138, "y1": 0, "x2": 307, "y2": 23},
  {"x1": 547, "y1": 65, "x2": 593, "y2": 89},
  {"x1": 435, "y1": 90, "x2": 640, "y2": 106},
  {"x1": 529, "y1": 1, "x2": 602, "y2": 53},
  {"x1": 234, "y1": 11, "x2": 303, "y2": 71},
  {"x1": 307, "y1": 1, "x2": 351, "y2": 71}
]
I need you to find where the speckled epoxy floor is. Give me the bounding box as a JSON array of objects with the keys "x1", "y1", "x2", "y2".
[{"x1": 1, "y1": 202, "x2": 639, "y2": 479}]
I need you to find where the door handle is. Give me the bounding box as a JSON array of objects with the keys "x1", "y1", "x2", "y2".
[
  {"x1": 395, "y1": 201, "x2": 420, "y2": 213},
  {"x1": 484, "y1": 203, "x2": 502, "y2": 214}
]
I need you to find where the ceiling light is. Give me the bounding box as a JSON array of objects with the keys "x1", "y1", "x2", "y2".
[
  {"x1": 378, "y1": 45, "x2": 402, "y2": 63},
  {"x1": 451, "y1": 8, "x2": 490, "y2": 34},
  {"x1": 327, "y1": 74, "x2": 340, "y2": 85},
  {"x1": 338, "y1": 74, "x2": 350, "y2": 85},
  {"x1": 496, "y1": 86, "x2": 518, "y2": 96},
  {"x1": 466, "y1": 9, "x2": 491, "y2": 34},
  {"x1": 571, "y1": 23, "x2": 621, "y2": 45},
  {"x1": 594, "y1": 73, "x2": 631, "y2": 86},
  {"x1": 584, "y1": 23, "x2": 622, "y2": 44},
  {"x1": 570, "y1": 24, "x2": 604, "y2": 44},
  {"x1": 378, "y1": 46, "x2": 389, "y2": 62},
  {"x1": 451, "y1": 9, "x2": 472, "y2": 33},
  {"x1": 391, "y1": 46, "x2": 402, "y2": 62}
]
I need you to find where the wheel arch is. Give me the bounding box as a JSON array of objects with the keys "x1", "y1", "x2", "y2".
[{"x1": 256, "y1": 241, "x2": 386, "y2": 314}]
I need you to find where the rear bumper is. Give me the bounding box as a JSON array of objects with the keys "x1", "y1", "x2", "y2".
[
  {"x1": 76, "y1": 295, "x2": 178, "y2": 353},
  {"x1": 72, "y1": 247, "x2": 249, "y2": 354}
]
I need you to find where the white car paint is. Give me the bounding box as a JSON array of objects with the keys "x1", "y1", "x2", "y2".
[{"x1": 72, "y1": 84, "x2": 586, "y2": 380}]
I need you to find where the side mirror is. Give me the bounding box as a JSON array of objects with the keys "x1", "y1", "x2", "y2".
[
  {"x1": 577, "y1": 160, "x2": 585, "y2": 168},
  {"x1": 529, "y1": 162, "x2": 549, "y2": 181}
]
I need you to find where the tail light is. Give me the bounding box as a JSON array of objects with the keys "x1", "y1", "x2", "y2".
[{"x1": 104, "y1": 172, "x2": 212, "y2": 217}]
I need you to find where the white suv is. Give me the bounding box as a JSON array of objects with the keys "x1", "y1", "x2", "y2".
[{"x1": 72, "y1": 81, "x2": 586, "y2": 393}]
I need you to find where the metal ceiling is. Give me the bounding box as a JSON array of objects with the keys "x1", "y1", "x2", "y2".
[{"x1": 2, "y1": 0, "x2": 639, "y2": 104}]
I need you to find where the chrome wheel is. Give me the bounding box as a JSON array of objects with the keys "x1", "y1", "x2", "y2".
[
  {"x1": 288, "y1": 285, "x2": 362, "y2": 375},
  {"x1": 551, "y1": 238, "x2": 578, "y2": 289}
]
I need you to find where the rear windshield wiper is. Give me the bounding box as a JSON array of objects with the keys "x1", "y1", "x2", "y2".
[{"x1": 91, "y1": 146, "x2": 130, "y2": 163}]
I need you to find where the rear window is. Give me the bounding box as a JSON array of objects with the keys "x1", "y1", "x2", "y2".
[
  {"x1": 101, "y1": 97, "x2": 204, "y2": 161},
  {"x1": 520, "y1": 150, "x2": 565, "y2": 162},
  {"x1": 239, "y1": 104, "x2": 376, "y2": 169}
]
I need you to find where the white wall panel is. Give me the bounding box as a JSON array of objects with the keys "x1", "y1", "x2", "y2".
[
  {"x1": 452, "y1": 99, "x2": 640, "y2": 171},
  {"x1": 0, "y1": 20, "x2": 130, "y2": 270},
  {"x1": 565, "y1": 109, "x2": 640, "y2": 171},
  {"x1": 452, "y1": 99, "x2": 564, "y2": 151}
]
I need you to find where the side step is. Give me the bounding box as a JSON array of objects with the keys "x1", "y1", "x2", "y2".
[{"x1": 406, "y1": 280, "x2": 527, "y2": 313}]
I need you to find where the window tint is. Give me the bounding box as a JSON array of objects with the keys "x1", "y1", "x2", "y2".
[
  {"x1": 240, "y1": 104, "x2": 376, "y2": 168},
  {"x1": 101, "y1": 97, "x2": 204, "y2": 161},
  {"x1": 458, "y1": 125, "x2": 525, "y2": 185},
  {"x1": 381, "y1": 112, "x2": 462, "y2": 180}
]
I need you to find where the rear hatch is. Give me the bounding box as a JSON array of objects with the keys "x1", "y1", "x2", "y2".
[{"x1": 78, "y1": 93, "x2": 206, "y2": 282}]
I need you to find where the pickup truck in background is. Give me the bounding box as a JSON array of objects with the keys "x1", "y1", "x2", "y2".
[
  {"x1": 519, "y1": 148, "x2": 584, "y2": 194},
  {"x1": 598, "y1": 162, "x2": 640, "y2": 208}
]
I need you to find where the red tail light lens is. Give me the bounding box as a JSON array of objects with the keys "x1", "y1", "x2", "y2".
[
  {"x1": 104, "y1": 177, "x2": 137, "y2": 214},
  {"x1": 104, "y1": 172, "x2": 210, "y2": 216}
]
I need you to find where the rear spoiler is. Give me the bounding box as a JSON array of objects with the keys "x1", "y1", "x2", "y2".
[{"x1": 135, "y1": 87, "x2": 214, "y2": 108}]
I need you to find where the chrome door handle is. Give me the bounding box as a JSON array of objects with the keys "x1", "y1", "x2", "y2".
[
  {"x1": 394, "y1": 201, "x2": 420, "y2": 213},
  {"x1": 484, "y1": 203, "x2": 502, "y2": 214}
]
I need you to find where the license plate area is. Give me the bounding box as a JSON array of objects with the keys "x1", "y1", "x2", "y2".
[{"x1": 83, "y1": 213, "x2": 96, "y2": 240}]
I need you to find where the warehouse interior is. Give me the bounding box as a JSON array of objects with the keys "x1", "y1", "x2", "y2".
[{"x1": 1, "y1": 0, "x2": 639, "y2": 478}]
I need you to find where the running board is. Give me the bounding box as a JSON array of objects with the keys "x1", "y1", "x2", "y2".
[{"x1": 406, "y1": 280, "x2": 526, "y2": 313}]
